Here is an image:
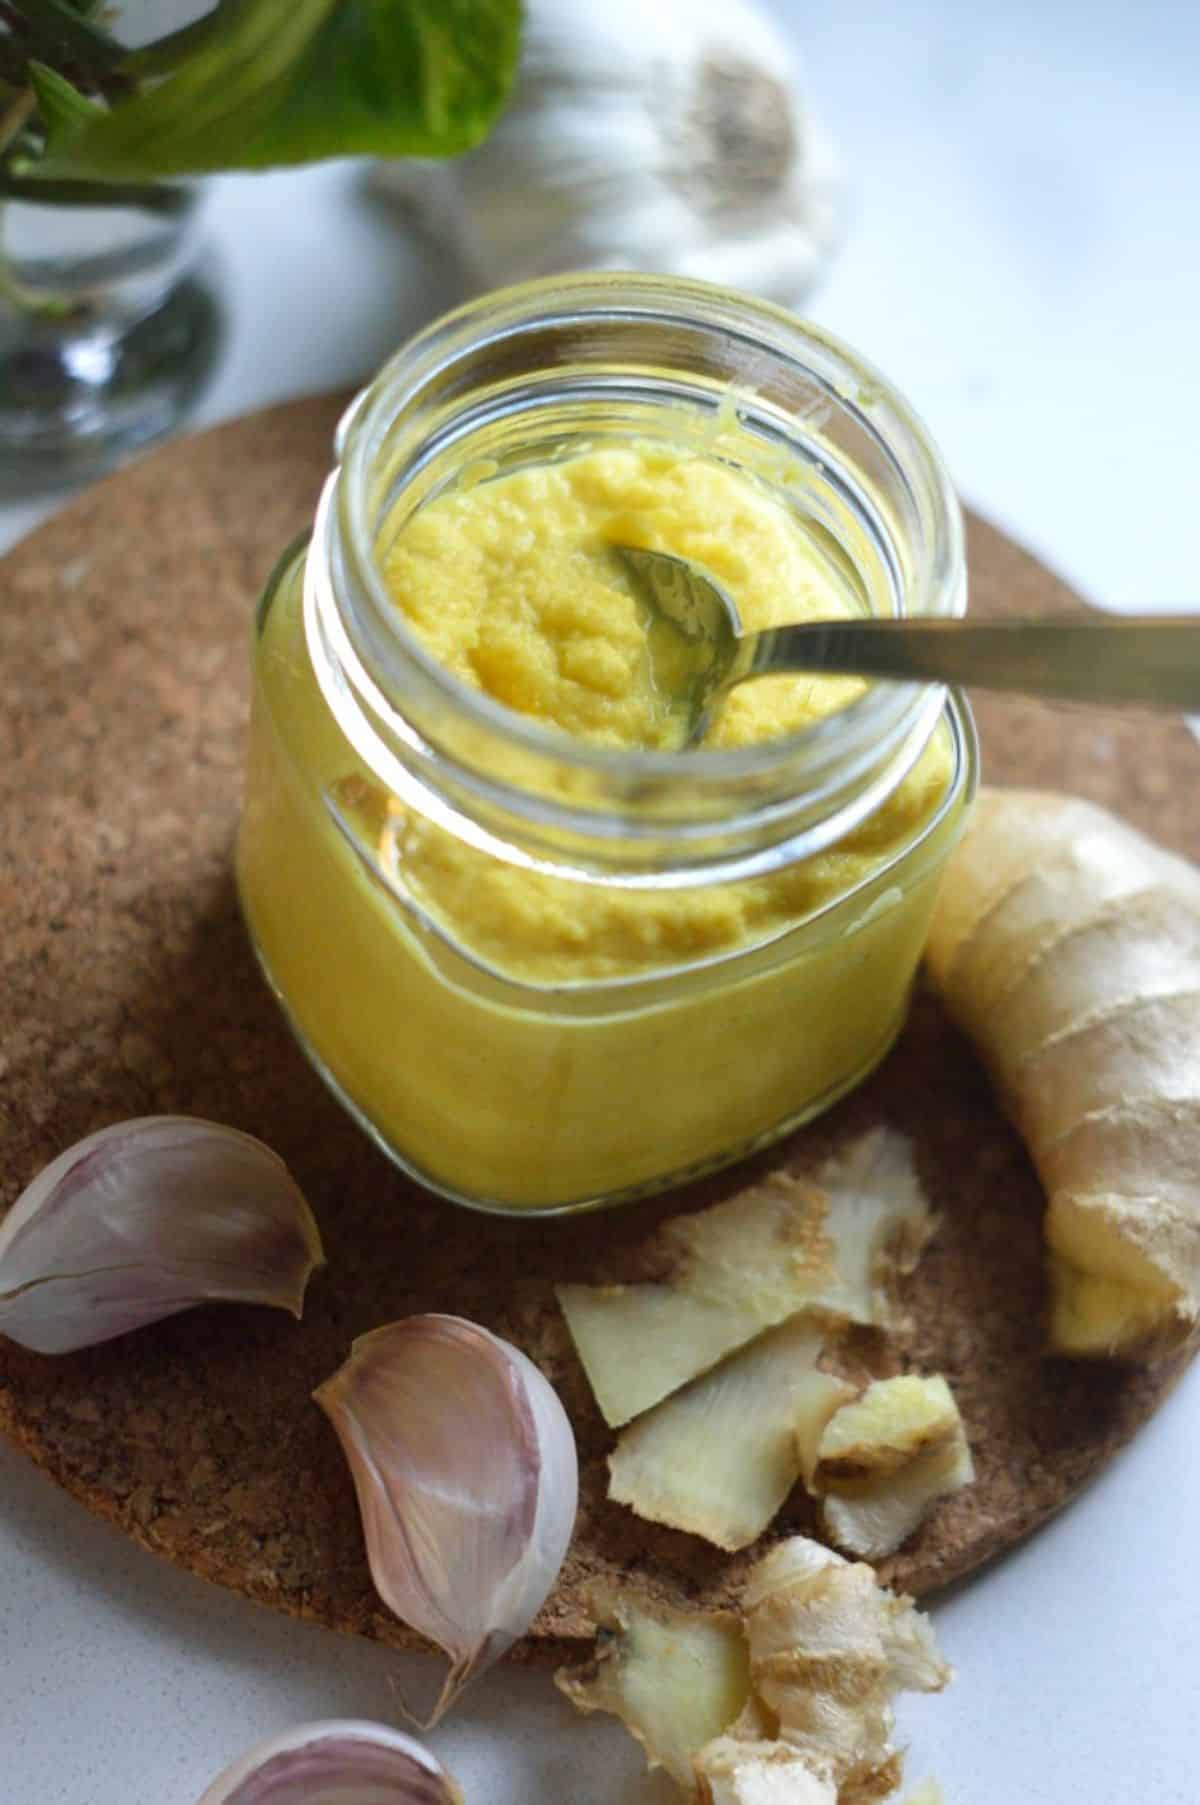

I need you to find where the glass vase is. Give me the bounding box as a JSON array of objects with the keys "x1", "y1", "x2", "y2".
[{"x1": 0, "y1": 178, "x2": 222, "y2": 493}]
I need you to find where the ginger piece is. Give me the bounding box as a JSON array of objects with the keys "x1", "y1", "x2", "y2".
[
  {"x1": 555, "y1": 1589, "x2": 750, "y2": 1789},
  {"x1": 809, "y1": 1375, "x2": 974, "y2": 1560},
  {"x1": 557, "y1": 1536, "x2": 949, "y2": 1804},
  {"x1": 560, "y1": 1128, "x2": 933, "y2": 1427},
  {"x1": 695, "y1": 1738, "x2": 837, "y2": 1804},
  {"x1": 741, "y1": 1538, "x2": 949, "y2": 1799},
  {"x1": 557, "y1": 1282, "x2": 781, "y2": 1432},
  {"x1": 900, "y1": 1786, "x2": 945, "y2": 1805},
  {"x1": 607, "y1": 1316, "x2": 854, "y2": 1550},
  {"x1": 926, "y1": 787, "x2": 1200, "y2": 1358}
]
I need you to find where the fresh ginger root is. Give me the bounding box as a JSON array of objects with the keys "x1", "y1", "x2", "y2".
[
  {"x1": 809, "y1": 1375, "x2": 974, "y2": 1559},
  {"x1": 555, "y1": 1591, "x2": 750, "y2": 1789},
  {"x1": 556, "y1": 1536, "x2": 949, "y2": 1805},
  {"x1": 926, "y1": 787, "x2": 1200, "y2": 1358},
  {"x1": 559, "y1": 1128, "x2": 934, "y2": 1428},
  {"x1": 559, "y1": 1128, "x2": 967, "y2": 1552},
  {"x1": 608, "y1": 1315, "x2": 854, "y2": 1550}
]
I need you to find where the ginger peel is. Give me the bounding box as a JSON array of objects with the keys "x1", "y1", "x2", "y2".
[
  {"x1": 558, "y1": 1127, "x2": 933, "y2": 1428},
  {"x1": 557, "y1": 1537, "x2": 949, "y2": 1804}
]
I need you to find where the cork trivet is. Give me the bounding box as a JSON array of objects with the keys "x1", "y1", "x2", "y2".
[{"x1": 1, "y1": 393, "x2": 1196, "y2": 1664}]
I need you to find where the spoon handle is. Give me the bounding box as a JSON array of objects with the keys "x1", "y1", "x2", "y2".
[{"x1": 753, "y1": 615, "x2": 1200, "y2": 709}]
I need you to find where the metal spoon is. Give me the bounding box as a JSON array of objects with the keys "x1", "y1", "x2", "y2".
[{"x1": 613, "y1": 545, "x2": 1200, "y2": 746}]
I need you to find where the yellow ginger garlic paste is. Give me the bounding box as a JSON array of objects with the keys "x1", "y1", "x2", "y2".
[{"x1": 237, "y1": 445, "x2": 959, "y2": 1207}]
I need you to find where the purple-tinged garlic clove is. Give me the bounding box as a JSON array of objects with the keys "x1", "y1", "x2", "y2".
[
  {"x1": 194, "y1": 1719, "x2": 462, "y2": 1804},
  {"x1": 316, "y1": 1314, "x2": 578, "y2": 1724},
  {"x1": 0, "y1": 1116, "x2": 323, "y2": 1354}
]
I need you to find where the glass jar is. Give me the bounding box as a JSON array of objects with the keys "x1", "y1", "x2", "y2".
[{"x1": 236, "y1": 274, "x2": 977, "y2": 1216}]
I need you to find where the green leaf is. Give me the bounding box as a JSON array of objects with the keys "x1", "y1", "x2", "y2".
[
  {"x1": 39, "y1": 0, "x2": 522, "y2": 179},
  {"x1": 27, "y1": 61, "x2": 105, "y2": 155}
]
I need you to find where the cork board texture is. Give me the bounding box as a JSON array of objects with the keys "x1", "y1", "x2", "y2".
[{"x1": 1, "y1": 391, "x2": 1196, "y2": 1662}]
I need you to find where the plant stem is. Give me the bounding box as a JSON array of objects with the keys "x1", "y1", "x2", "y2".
[
  {"x1": 0, "y1": 170, "x2": 190, "y2": 214},
  {"x1": 0, "y1": 88, "x2": 35, "y2": 159}
]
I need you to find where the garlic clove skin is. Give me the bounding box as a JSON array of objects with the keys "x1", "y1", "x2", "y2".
[
  {"x1": 0, "y1": 1116, "x2": 324, "y2": 1355},
  {"x1": 315, "y1": 1314, "x2": 578, "y2": 1725},
  {"x1": 194, "y1": 1719, "x2": 463, "y2": 1804},
  {"x1": 373, "y1": 0, "x2": 841, "y2": 307}
]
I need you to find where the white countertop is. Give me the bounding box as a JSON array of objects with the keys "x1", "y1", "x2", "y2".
[{"x1": 2, "y1": 3, "x2": 1198, "y2": 1801}]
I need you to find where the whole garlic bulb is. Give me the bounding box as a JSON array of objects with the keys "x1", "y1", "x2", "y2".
[{"x1": 374, "y1": 0, "x2": 841, "y2": 305}]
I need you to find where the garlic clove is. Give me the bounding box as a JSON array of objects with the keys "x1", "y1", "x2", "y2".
[
  {"x1": 0, "y1": 1116, "x2": 324, "y2": 1355},
  {"x1": 194, "y1": 1719, "x2": 463, "y2": 1804},
  {"x1": 315, "y1": 1314, "x2": 578, "y2": 1725}
]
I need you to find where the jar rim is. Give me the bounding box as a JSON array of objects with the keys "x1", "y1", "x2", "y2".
[
  {"x1": 313, "y1": 272, "x2": 969, "y2": 884},
  {"x1": 336, "y1": 272, "x2": 965, "y2": 787}
]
